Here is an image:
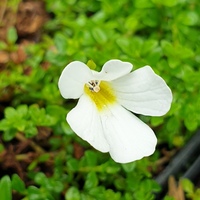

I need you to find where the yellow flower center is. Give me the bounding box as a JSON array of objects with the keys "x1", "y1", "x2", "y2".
[{"x1": 84, "y1": 80, "x2": 116, "y2": 111}]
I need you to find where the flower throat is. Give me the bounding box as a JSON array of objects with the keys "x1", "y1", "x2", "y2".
[{"x1": 84, "y1": 81, "x2": 116, "y2": 111}]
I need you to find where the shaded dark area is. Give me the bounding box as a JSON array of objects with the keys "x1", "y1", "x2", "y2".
[
  {"x1": 0, "y1": 129, "x2": 54, "y2": 179},
  {"x1": 155, "y1": 130, "x2": 200, "y2": 199}
]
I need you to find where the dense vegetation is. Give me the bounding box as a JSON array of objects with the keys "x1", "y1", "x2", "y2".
[{"x1": 0, "y1": 0, "x2": 200, "y2": 199}]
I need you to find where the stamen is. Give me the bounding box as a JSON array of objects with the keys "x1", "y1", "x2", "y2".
[
  {"x1": 84, "y1": 81, "x2": 116, "y2": 111},
  {"x1": 93, "y1": 85, "x2": 100, "y2": 92},
  {"x1": 86, "y1": 80, "x2": 101, "y2": 93}
]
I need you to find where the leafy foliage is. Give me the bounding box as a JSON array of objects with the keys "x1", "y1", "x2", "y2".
[{"x1": 0, "y1": 0, "x2": 200, "y2": 199}]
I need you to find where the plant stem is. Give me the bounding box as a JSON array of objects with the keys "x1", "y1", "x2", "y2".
[{"x1": 16, "y1": 132, "x2": 45, "y2": 154}]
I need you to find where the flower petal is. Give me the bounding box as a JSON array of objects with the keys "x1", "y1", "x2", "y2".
[
  {"x1": 58, "y1": 61, "x2": 93, "y2": 99},
  {"x1": 101, "y1": 104, "x2": 157, "y2": 163},
  {"x1": 94, "y1": 59, "x2": 133, "y2": 81},
  {"x1": 112, "y1": 66, "x2": 172, "y2": 116},
  {"x1": 67, "y1": 95, "x2": 109, "y2": 152}
]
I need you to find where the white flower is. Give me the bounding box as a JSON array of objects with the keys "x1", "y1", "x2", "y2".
[{"x1": 58, "y1": 59, "x2": 172, "y2": 163}]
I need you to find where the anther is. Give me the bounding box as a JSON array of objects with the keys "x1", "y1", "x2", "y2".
[
  {"x1": 87, "y1": 80, "x2": 101, "y2": 92},
  {"x1": 93, "y1": 85, "x2": 100, "y2": 92}
]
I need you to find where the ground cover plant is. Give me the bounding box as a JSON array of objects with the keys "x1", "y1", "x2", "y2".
[{"x1": 0, "y1": 0, "x2": 200, "y2": 199}]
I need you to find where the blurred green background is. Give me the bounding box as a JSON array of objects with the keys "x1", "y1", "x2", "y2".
[{"x1": 0, "y1": 0, "x2": 200, "y2": 199}]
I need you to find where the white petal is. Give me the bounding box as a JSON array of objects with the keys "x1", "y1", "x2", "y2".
[
  {"x1": 94, "y1": 59, "x2": 133, "y2": 81},
  {"x1": 112, "y1": 66, "x2": 172, "y2": 116},
  {"x1": 101, "y1": 105, "x2": 157, "y2": 163},
  {"x1": 58, "y1": 61, "x2": 93, "y2": 99},
  {"x1": 67, "y1": 95, "x2": 109, "y2": 152}
]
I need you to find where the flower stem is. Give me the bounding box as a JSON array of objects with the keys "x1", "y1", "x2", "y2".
[{"x1": 15, "y1": 132, "x2": 45, "y2": 154}]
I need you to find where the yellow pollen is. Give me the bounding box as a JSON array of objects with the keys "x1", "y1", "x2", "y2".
[{"x1": 84, "y1": 81, "x2": 116, "y2": 111}]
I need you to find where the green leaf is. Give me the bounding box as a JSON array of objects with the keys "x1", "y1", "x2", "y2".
[
  {"x1": 61, "y1": 122, "x2": 74, "y2": 135},
  {"x1": 102, "y1": 161, "x2": 121, "y2": 174},
  {"x1": 3, "y1": 129, "x2": 17, "y2": 141},
  {"x1": 194, "y1": 189, "x2": 200, "y2": 200},
  {"x1": 0, "y1": 119, "x2": 10, "y2": 131},
  {"x1": 87, "y1": 60, "x2": 97, "y2": 70},
  {"x1": 7, "y1": 26, "x2": 18, "y2": 44},
  {"x1": 0, "y1": 176, "x2": 12, "y2": 200},
  {"x1": 34, "y1": 172, "x2": 48, "y2": 186},
  {"x1": 105, "y1": 189, "x2": 121, "y2": 200},
  {"x1": 38, "y1": 153, "x2": 50, "y2": 162},
  {"x1": 49, "y1": 180, "x2": 64, "y2": 193},
  {"x1": 85, "y1": 150, "x2": 98, "y2": 166},
  {"x1": 161, "y1": 40, "x2": 194, "y2": 60},
  {"x1": 12, "y1": 174, "x2": 26, "y2": 193},
  {"x1": 180, "y1": 178, "x2": 194, "y2": 195},
  {"x1": 114, "y1": 177, "x2": 126, "y2": 190},
  {"x1": 28, "y1": 160, "x2": 38, "y2": 171},
  {"x1": 122, "y1": 162, "x2": 136, "y2": 173},
  {"x1": 150, "y1": 117, "x2": 164, "y2": 126},
  {"x1": 92, "y1": 27, "x2": 107, "y2": 44},
  {"x1": 87, "y1": 187, "x2": 105, "y2": 199},
  {"x1": 0, "y1": 41, "x2": 7, "y2": 50},
  {"x1": 54, "y1": 33, "x2": 68, "y2": 53},
  {"x1": 161, "y1": 40, "x2": 175, "y2": 57},
  {"x1": 5, "y1": 107, "x2": 17, "y2": 119},
  {"x1": 46, "y1": 105, "x2": 66, "y2": 121},
  {"x1": 142, "y1": 40, "x2": 159, "y2": 56},
  {"x1": 27, "y1": 186, "x2": 41, "y2": 200},
  {"x1": 124, "y1": 192, "x2": 133, "y2": 200},
  {"x1": 134, "y1": 0, "x2": 154, "y2": 8},
  {"x1": 116, "y1": 38, "x2": 130, "y2": 55},
  {"x1": 65, "y1": 187, "x2": 81, "y2": 200},
  {"x1": 183, "y1": 104, "x2": 198, "y2": 131},
  {"x1": 16, "y1": 105, "x2": 28, "y2": 118},
  {"x1": 84, "y1": 172, "x2": 98, "y2": 190},
  {"x1": 24, "y1": 123, "x2": 38, "y2": 138},
  {"x1": 14, "y1": 119, "x2": 26, "y2": 132},
  {"x1": 177, "y1": 11, "x2": 199, "y2": 26},
  {"x1": 125, "y1": 15, "x2": 138, "y2": 31},
  {"x1": 67, "y1": 158, "x2": 79, "y2": 171},
  {"x1": 162, "y1": 0, "x2": 178, "y2": 7}
]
